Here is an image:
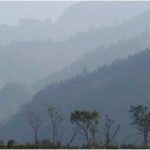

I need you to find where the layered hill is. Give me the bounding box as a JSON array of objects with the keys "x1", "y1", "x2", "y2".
[
  {"x1": 0, "y1": 82, "x2": 33, "y2": 123},
  {"x1": 0, "y1": 1, "x2": 75, "y2": 45},
  {"x1": 0, "y1": 39, "x2": 93, "y2": 87},
  {"x1": 1, "y1": 1, "x2": 150, "y2": 44},
  {"x1": 34, "y1": 9, "x2": 150, "y2": 90},
  {"x1": 0, "y1": 19, "x2": 53, "y2": 45},
  {"x1": 35, "y1": 32, "x2": 150, "y2": 90},
  {"x1": 1, "y1": 49, "x2": 150, "y2": 143},
  {"x1": 52, "y1": 1, "x2": 150, "y2": 40},
  {"x1": 2, "y1": 8, "x2": 150, "y2": 89}
]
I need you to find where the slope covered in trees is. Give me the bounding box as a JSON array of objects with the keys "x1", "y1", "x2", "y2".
[
  {"x1": 35, "y1": 32, "x2": 150, "y2": 90},
  {"x1": 1, "y1": 49, "x2": 150, "y2": 144}
]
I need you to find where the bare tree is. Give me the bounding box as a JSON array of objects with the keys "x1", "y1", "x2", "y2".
[
  {"x1": 25, "y1": 109, "x2": 43, "y2": 148},
  {"x1": 47, "y1": 105, "x2": 64, "y2": 146},
  {"x1": 104, "y1": 115, "x2": 120, "y2": 148},
  {"x1": 67, "y1": 127, "x2": 79, "y2": 147}
]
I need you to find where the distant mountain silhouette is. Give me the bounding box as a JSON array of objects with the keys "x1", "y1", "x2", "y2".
[
  {"x1": 35, "y1": 31, "x2": 150, "y2": 90},
  {"x1": 1, "y1": 1, "x2": 150, "y2": 44},
  {"x1": 52, "y1": 1, "x2": 150, "y2": 40},
  {"x1": 0, "y1": 37, "x2": 96, "y2": 87},
  {"x1": 1, "y1": 49, "x2": 150, "y2": 143},
  {"x1": 0, "y1": 19, "x2": 53, "y2": 45},
  {"x1": 0, "y1": 82, "x2": 33, "y2": 123},
  {"x1": 1, "y1": 8, "x2": 150, "y2": 90}
]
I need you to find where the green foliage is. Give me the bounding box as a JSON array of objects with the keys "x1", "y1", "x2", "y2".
[
  {"x1": 130, "y1": 105, "x2": 150, "y2": 125},
  {"x1": 130, "y1": 105, "x2": 150, "y2": 147},
  {"x1": 71, "y1": 110, "x2": 100, "y2": 124},
  {"x1": 71, "y1": 110, "x2": 100, "y2": 148}
]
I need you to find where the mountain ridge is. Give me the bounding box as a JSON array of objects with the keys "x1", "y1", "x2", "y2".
[{"x1": 1, "y1": 49, "x2": 150, "y2": 143}]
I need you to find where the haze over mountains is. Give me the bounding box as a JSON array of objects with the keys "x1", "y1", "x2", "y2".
[
  {"x1": 52, "y1": 1, "x2": 150, "y2": 40},
  {"x1": 35, "y1": 9, "x2": 150, "y2": 89},
  {"x1": 1, "y1": 1, "x2": 150, "y2": 145},
  {"x1": 0, "y1": 40, "x2": 89, "y2": 86},
  {"x1": 1, "y1": 6, "x2": 150, "y2": 90},
  {"x1": 0, "y1": 1, "x2": 76, "y2": 25},
  {"x1": 1, "y1": 48, "x2": 150, "y2": 143},
  {"x1": 1, "y1": 1, "x2": 150, "y2": 44},
  {"x1": 0, "y1": 82, "x2": 33, "y2": 123}
]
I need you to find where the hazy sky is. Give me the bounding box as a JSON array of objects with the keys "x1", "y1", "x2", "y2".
[{"x1": 0, "y1": 1, "x2": 78, "y2": 25}]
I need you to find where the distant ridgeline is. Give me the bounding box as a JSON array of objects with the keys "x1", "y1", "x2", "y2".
[
  {"x1": 0, "y1": 49, "x2": 150, "y2": 144},
  {"x1": 34, "y1": 31, "x2": 150, "y2": 91}
]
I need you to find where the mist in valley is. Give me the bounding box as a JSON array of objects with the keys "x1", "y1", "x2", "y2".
[{"x1": 0, "y1": 1, "x2": 150, "y2": 148}]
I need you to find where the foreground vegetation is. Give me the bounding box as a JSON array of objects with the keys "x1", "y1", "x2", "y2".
[
  {"x1": 0, "y1": 140, "x2": 145, "y2": 149},
  {"x1": 0, "y1": 104, "x2": 149, "y2": 149}
]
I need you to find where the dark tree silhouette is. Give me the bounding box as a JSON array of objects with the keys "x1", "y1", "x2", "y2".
[
  {"x1": 7, "y1": 140, "x2": 16, "y2": 149},
  {"x1": 67, "y1": 127, "x2": 79, "y2": 147},
  {"x1": 25, "y1": 109, "x2": 43, "y2": 148},
  {"x1": 103, "y1": 114, "x2": 120, "y2": 148},
  {"x1": 47, "y1": 105, "x2": 64, "y2": 146},
  {"x1": 130, "y1": 105, "x2": 150, "y2": 148},
  {"x1": 70, "y1": 110, "x2": 100, "y2": 148}
]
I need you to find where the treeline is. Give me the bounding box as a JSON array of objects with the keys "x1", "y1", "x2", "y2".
[{"x1": 0, "y1": 104, "x2": 150, "y2": 149}]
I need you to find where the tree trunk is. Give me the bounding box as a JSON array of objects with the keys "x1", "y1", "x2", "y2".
[{"x1": 34, "y1": 132, "x2": 38, "y2": 148}]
